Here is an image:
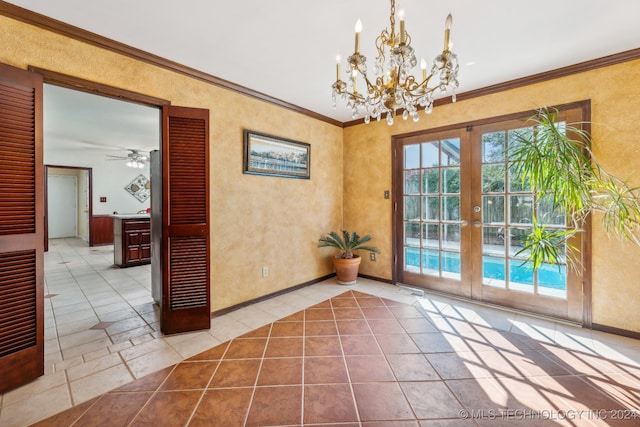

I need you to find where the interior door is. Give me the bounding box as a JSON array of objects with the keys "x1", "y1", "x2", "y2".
[
  {"x1": 394, "y1": 106, "x2": 586, "y2": 323},
  {"x1": 0, "y1": 62, "x2": 44, "y2": 393},
  {"x1": 47, "y1": 174, "x2": 77, "y2": 238},
  {"x1": 160, "y1": 105, "x2": 210, "y2": 335}
]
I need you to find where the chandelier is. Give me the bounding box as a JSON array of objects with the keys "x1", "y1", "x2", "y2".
[{"x1": 332, "y1": 0, "x2": 459, "y2": 125}]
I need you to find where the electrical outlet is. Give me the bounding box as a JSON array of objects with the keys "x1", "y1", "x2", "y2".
[
  {"x1": 262, "y1": 266, "x2": 269, "y2": 277},
  {"x1": 370, "y1": 253, "x2": 376, "y2": 261}
]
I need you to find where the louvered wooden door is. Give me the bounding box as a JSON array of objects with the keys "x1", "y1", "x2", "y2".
[
  {"x1": 0, "y1": 63, "x2": 44, "y2": 393},
  {"x1": 160, "y1": 106, "x2": 210, "y2": 334}
]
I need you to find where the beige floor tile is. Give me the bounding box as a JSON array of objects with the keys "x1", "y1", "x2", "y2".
[
  {"x1": 54, "y1": 355, "x2": 84, "y2": 372},
  {"x1": 58, "y1": 328, "x2": 109, "y2": 350},
  {"x1": 61, "y1": 336, "x2": 113, "y2": 360},
  {"x1": 167, "y1": 333, "x2": 222, "y2": 359},
  {"x1": 69, "y1": 364, "x2": 134, "y2": 404},
  {"x1": 53, "y1": 308, "x2": 98, "y2": 327},
  {"x1": 209, "y1": 315, "x2": 253, "y2": 342},
  {"x1": 120, "y1": 337, "x2": 173, "y2": 361},
  {"x1": 0, "y1": 384, "x2": 71, "y2": 427},
  {"x1": 66, "y1": 352, "x2": 124, "y2": 382},
  {"x1": 126, "y1": 347, "x2": 183, "y2": 379},
  {"x1": 2, "y1": 371, "x2": 67, "y2": 408}
]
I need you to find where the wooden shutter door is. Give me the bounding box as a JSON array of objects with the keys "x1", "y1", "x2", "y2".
[
  {"x1": 0, "y1": 63, "x2": 44, "y2": 393},
  {"x1": 160, "y1": 106, "x2": 210, "y2": 334}
]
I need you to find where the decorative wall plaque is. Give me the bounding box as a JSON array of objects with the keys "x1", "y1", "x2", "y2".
[{"x1": 125, "y1": 174, "x2": 150, "y2": 202}]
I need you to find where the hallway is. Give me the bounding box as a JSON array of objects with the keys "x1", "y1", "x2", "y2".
[{"x1": 0, "y1": 239, "x2": 639, "y2": 426}]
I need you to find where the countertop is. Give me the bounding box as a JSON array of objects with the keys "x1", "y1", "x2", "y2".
[{"x1": 111, "y1": 213, "x2": 150, "y2": 219}]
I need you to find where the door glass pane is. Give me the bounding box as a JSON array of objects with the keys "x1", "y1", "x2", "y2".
[
  {"x1": 442, "y1": 139, "x2": 461, "y2": 165},
  {"x1": 405, "y1": 144, "x2": 420, "y2": 169},
  {"x1": 423, "y1": 223, "x2": 439, "y2": 248},
  {"x1": 422, "y1": 249, "x2": 439, "y2": 276},
  {"x1": 423, "y1": 196, "x2": 439, "y2": 221},
  {"x1": 404, "y1": 222, "x2": 420, "y2": 246},
  {"x1": 483, "y1": 256, "x2": 505, "y2": 288},
  {"x1": 509, "y1": 259, "x2": 534, "y2": 293},
  {"x1": 508, "y1": 163, "x2": 530, "y2": 192},
  {"x1": 509, "y1": 195, "x2": 533, "y2": 225},
  {"x1": 442, "y1": 251, "x2": 461, "y2": 280},
  {"x1": 405, "y1": 170, "x2": 421, "y2": 194},
  {"x1": 422, "y1": 142, "x2": 439, "y2": 167},
  {"x1": 422, "y1": 169, "x2": 439, "y2": 193},
  {"x1": 442, "y1": 196, "x2": 460, "y2": 221},
  {"x1": 508, "y1": 227, "x2": 530, "y2": 256},
  {"x1": 483, "y1": 226, "x2": 505, "y2": 256},
  {"x1": 405, "y1": 247, "x2": 420, "y2": 272},
  {"x1": 538, "y1": 263, "x2": 567, "y2": 297},
  {"x1": 483, "y1": 165, "x2": 505, "y2": 192},
  {"x1": 482, "y1": 131, "x2": 505, "y2": 162},
  {"x1": 404, "y1": 196, "x2": 420, "y2": 220},
  {"x1": 483, "y1": 195, "x2": 504, "y2": 224},
  {"x1": 442, "y1": 168, "x2": 460, "y2": 193},
  {"x1": 443, "y1": 224, "x2": 460, "y2": 251},
  {"x1": 537, "y1": 193, "x2": 565, "y2": 225}
]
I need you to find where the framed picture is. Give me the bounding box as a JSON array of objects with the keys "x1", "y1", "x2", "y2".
[{"x1": 243, "y1": 130, "x2": 310, "y2": 179}]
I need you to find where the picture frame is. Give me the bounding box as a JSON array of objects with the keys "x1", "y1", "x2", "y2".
[{"x1": 243, "y1": 130, "x2": 310, "y2": 179}]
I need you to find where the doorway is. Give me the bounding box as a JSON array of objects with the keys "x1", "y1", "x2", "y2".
[
  {"x1": 48, "y1": 174, "x2": 78, "y2": 238},
  {"x1": 46, "y1": 167, "x2": 91, "y2": 243},
  {"x1": 393, "y1": 103, "x2": 589, "y2": 323},
  {"x1": 42, "y1": 82, "x2": 162, "y2": 353}
]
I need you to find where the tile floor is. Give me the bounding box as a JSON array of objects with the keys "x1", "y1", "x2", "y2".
[{"x1": 1, "y1": 238, "x2": 639, "y2": 426}]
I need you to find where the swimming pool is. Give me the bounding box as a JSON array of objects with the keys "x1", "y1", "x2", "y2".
[{"x1": 405, "y1": 248, "x2": 566, "y2": 291}]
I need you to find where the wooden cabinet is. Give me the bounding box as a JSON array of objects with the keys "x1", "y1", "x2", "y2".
[
  {"x1": 90, "y1": 215, "x2": 114, "y2": 246},
  {"x1": 113, "y1": 216, "x2": 151, "y2": 267}
]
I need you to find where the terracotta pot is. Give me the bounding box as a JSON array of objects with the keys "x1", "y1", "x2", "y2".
[{"x1": 332, "y1": 255, "x2": 361, "y2": 285}]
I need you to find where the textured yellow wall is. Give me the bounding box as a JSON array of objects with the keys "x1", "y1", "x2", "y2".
[
  {"x1": 1, "y1": 16, "x2": 343, "y2": 311},
  {"x1": 3, "y1": 14, "x2": 639, "y2": 332},
  {"x1": 344, "y1": 60, "x2": 640, "y2": 332}
]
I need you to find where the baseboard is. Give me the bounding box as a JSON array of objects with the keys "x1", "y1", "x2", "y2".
[
  {"x1": 211, "y1": 273, "x2": 336, "y2": 318},
  {"x1": 358, "y1": 273, "x2": 393, "y2": 284},
  {"x1": 591, "y1": 323, "x2": 640, "y2": 340}
]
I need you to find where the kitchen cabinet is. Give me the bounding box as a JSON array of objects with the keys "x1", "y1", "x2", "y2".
[{"x1": 113, "y1": 214, "x2": 151, "y2": 267}]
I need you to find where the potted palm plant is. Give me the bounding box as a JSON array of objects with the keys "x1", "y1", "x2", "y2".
[{"x1": 317, "y1": 230, "x2": 380, "y2": 285}]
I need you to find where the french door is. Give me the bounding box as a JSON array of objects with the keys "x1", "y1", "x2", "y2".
[{"x1": 394, "y1": 105, "x2": 587, "y2": 322}]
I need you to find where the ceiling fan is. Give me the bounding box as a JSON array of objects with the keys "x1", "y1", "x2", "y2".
[{"x1": 106, "y1": 149, "x2": 149, "y2": 169}]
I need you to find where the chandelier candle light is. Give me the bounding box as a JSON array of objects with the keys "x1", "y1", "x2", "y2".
[{"x1": 332, "y1": 0, "x2": 459, "y2": 125}]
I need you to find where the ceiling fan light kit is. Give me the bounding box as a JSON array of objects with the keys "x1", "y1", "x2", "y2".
[
  {"x1": 332, "y1": 0, "x2": 460, "y2": 125},
  {"x1": 106, "y1": 149, "x2": 149, "y2": 168}
]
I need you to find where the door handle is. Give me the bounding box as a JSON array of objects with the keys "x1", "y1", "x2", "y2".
[
  {"x1": 473, "y1": 220, "x2": 482, "y2": 227},
  {"x1": 460, "y1": 220, "x2": 468, "y2": 227}
]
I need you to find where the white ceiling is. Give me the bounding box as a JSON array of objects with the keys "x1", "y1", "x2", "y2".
[
  {"x1": 7, "y1": 0, "x2": 640, "y2": 130},
  {"x1": 43, "y1": 84, "x2": 161, "y2": 155}
]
